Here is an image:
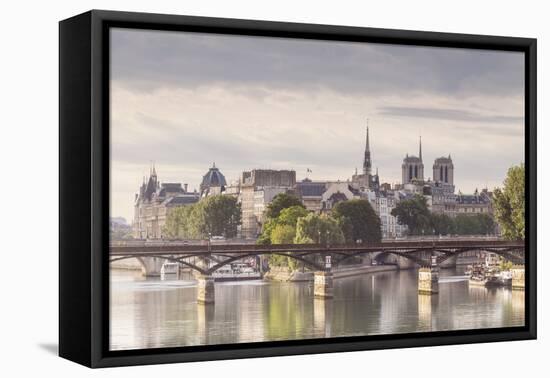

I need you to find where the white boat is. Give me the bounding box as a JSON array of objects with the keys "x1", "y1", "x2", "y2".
[
  {"x1": 212, "y1": 263, "x2": 261, "y2": 281},
  {"x1": 498, "y1": 270, "x2": 513, "y2": 286},
  {"x1": 160, "y1": 262, "x2": 179, "y2": 279}
]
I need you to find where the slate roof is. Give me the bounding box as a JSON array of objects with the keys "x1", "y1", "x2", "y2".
[
  {"x1": 456, "y1": 194, "x2": 490, "y2": 204},
  {"x1": 158, "y1": 183, "x2": 184, "y2": 197},
  {"x1": 201, "y1": 166, "x2": 227, "y2": 188},
  {"x1": 164, "y1": 195, "x2": 200, "y2": 206},
  {"x1": 296, "y1": 181, "x2": 327, "y2": 197}
]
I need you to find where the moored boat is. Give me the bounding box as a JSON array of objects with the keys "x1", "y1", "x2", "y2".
[
  {"x1": 212, "y1": 263, "x2": 262, "y2": 282},
  {"x1": 160, "y1": 261, "x2": 180, "y2": 279}
]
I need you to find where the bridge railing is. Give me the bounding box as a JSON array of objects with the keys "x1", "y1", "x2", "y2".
[{"x1": 110, "y1": 239, "x2": 525, "y2": 255}]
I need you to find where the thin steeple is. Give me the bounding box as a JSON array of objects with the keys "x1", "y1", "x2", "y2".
[
  {"x1": 419, "y1": 136, "x2": 423, "y2": 161},
  {"x1": 363, "y1": 119, "x2": 372, "y2": 176}
]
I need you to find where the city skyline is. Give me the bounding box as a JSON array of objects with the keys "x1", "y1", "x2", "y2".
[{"x1": 110, "y1": 28, "x2": 525, "y2": 221}]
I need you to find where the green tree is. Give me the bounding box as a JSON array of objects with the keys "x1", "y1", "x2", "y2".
[
  {"x1": 264, "y1": 193, "x2": 304, "y2": 220},
  {"x1": 454, "y1": 214, "x2": 495, "y2": 235},
  {"x1": 336, "y1": 216, "x2": 354, "y2": 243},
  {"x1": 258, "y1": 205, "x2": 308, "y2": 245},
  {"x1": 391, "y1": 195, "x2": 431, "y2": 236},
  {"x1": 270, "y1": 224, "x2": 300, "y2": 270},
  {"x1": 294, "y1": 213, "x2": 345, "y2": 245},
  {"x1": 270, "y1": 224, "x2": 296, "y2": 244},
  {"x1": 332, "y1": 199, "x2": 381, "y2": 243},
  {"x1": 163, "y1": 195, "x2": 241, "y2": 239},
  {"x1": 258, "y1": 205, "x2": 309, "y2": 268},
  {"x1": 257, "y1": 218, "x2": 277, "y2": 245},
  {"x1": 500, "y1": 259, "x2": 513, "y2": 271},
  {"x1": 199, "y1": 195, "x2": 241, "y2": 237},
  {"x1": 163, "y1": 205, "x2": 196, "y2": 239},
  {"x1": 430, "y1": 213, "x2": 455, "y2": 235},
  {"x1": 493, "y1": 164, "x2": 525, "y2": 240}
]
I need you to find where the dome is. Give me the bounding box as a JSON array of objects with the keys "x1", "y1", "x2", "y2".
[{"x1": 201, "y1": 163, "x2": 227, "y2": 188}]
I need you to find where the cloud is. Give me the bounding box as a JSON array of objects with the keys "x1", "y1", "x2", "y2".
[
  {"x1": 377, "y1": 105, "x2": 524, "y2": 137},
  {"x1": 110, "y1": 28, "x2": 524, "y2": 98},
  {"x1": 378, "y1": 105, "x2": 523, "y2": 123},
  {"x1": 108, "y1": 29, "x2": 525, "y2": 221}
]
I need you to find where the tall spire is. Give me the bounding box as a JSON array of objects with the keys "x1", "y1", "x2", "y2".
[
  {"x1": 366, "y1": 120, "x2": 370, "y2": 151},
  {"x1": 419, "y1": 135, "x2": 423, "y2": 161},
  {"x1": 152, "y1": 161, "x2": 157, "y2": 177},
  {"x1": 363, "y1": 119, "x2": 372, "y2": 175}
]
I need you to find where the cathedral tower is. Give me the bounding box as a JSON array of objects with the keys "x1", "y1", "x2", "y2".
[
  {"x1": 433, "y1": 155, "x2": 454, "y2": 185},
  {"x1": 401, "y1": 136, "x2": 424, "y2": 184}
]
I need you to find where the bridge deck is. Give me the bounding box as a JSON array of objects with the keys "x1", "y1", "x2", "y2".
[{"x1": 110, "y1": 239, "x2": 524, "y2": 255}]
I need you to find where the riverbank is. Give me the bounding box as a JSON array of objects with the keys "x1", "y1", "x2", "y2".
[
  {"x1": 111, "y1": 257, "x2": 142, "y2": 271},
  {"x1": 263, "y1": 264, "x2": 398, "y2": 282}
]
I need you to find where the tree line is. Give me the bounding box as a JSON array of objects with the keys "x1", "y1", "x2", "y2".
[
  {"x1": 391, "y1": 195, "x2": 495, "y2": 236},
  {"x1": 162, "y1": 163, "x2": 524, "y2": 246},
  {"x1": 163, "y1": 195, "x2": 241, "y2": 239},
  {"x1": 258, "y1": 193, "x2": 381, "y2": 269},
  {"x1": 391, "y1": 163, "x2": 524, "y2": 240}
]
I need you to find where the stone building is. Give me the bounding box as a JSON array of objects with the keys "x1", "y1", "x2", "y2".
[
  {"x1": 295, "y1": 179, "x2": 327, "y2": 212},
  {"x1": 239, "y1": 169, "x2": 296, "y2": 238},
  {"x1": 132, "y1": 166, "x2": 199, "y2": 239},
  {"x1": 401, "y1": 137, "x2": 424, "y2": 184},
  {"x1": 452, "y1": 189, "x2": 493, "y2": 216},
  {"x1": 430, "y1": 180, "x2": 457, "y2": 214},
  {"x1": 320, "y1": 182, "x2": 361, "y2": 212},
  {"x1": 373, "y1": 192, "x2": 408, "y2": 238},
  {"x1": 433, "y1": 155, "x2": 454, "y2": 186}
]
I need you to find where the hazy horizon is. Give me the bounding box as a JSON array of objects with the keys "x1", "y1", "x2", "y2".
[{"x1": 110, "y1": 28, "x2": 525, "y2": 222}]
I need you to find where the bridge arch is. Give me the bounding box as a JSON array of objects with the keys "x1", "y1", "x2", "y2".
[
  {"x1": 373, "y1": 250, "x2": 431, "y2": 268},
  {"x1": 436, "y1": 248, "x2": 524, "y2": 265},
  {"x1": 110, "y1": 251, "x2": 327, "y2": 277}
]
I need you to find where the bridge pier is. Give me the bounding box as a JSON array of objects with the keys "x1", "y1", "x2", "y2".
[
  {"x1": 138, "y1": 257, "x2": 164, "y2": 277},
  {"x1": 197, "y1": 274, "x2": 215, "y2": 304},
  {"x1": 511, "y1": 265, "x2": 525, "y2": 290},
  {"x1": 418, "y1": 257, "x2": 439, "y2": 295},
  {"x1": 314, "y1": 271, "x2": 333, "y2": 299},
  {"x1": 439, "y1": 255, "x2": 458, "y2": 269}
]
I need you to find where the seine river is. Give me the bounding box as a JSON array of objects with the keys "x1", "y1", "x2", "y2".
[{"x1": 110, "y1": 268, "x2": 524, "y2": 351}]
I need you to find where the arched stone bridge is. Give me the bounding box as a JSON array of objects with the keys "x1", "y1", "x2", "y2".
[{"x1": 110, "y1": 239, "x2": 525, "y2": 277}]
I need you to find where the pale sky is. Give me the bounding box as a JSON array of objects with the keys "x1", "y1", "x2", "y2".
[{"x1": 110, "y1": 28, "x2": 525, "y2": 222}]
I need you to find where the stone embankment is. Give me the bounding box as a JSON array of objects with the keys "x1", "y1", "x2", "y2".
[{"x1": 263, "y1": 264, "x2": 397, "y2": 282}]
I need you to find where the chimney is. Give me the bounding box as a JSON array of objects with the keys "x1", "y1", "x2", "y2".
[{"x1": 184, "y1": 183, "x2": 188, "y2": 192}]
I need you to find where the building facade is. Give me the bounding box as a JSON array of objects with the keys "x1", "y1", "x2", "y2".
[
  {"x1": 239, "y1": 169, "x2": 296, "y2": 238},
  {"x1": 132, "y1": 166, "x2": 199, "y2": 239}
]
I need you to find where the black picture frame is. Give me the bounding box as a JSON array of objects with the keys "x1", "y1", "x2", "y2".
[{"x1": 59, "y1": 9, "x2": 537, "y2": 368}]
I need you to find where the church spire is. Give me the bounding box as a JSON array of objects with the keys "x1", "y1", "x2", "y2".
[
  {"x1": 363, "y1": 119, "x2": 372, "y2": 175},
  {"x1": 419, "y1": 135, "x2": 423, "y2": 162}
]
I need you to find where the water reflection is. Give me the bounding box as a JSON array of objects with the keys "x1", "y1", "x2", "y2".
[{"x1": 110, "y1": 268, "x2": 525, "y2": 351}]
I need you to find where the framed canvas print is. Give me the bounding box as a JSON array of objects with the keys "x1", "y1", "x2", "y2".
[{"x1": 59, "y1": 10, "x2": 536, "y2": 368}]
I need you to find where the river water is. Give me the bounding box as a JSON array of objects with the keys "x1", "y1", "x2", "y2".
[{"x1": 109, "y1": 268, "x2": 524, "y2": 351}]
